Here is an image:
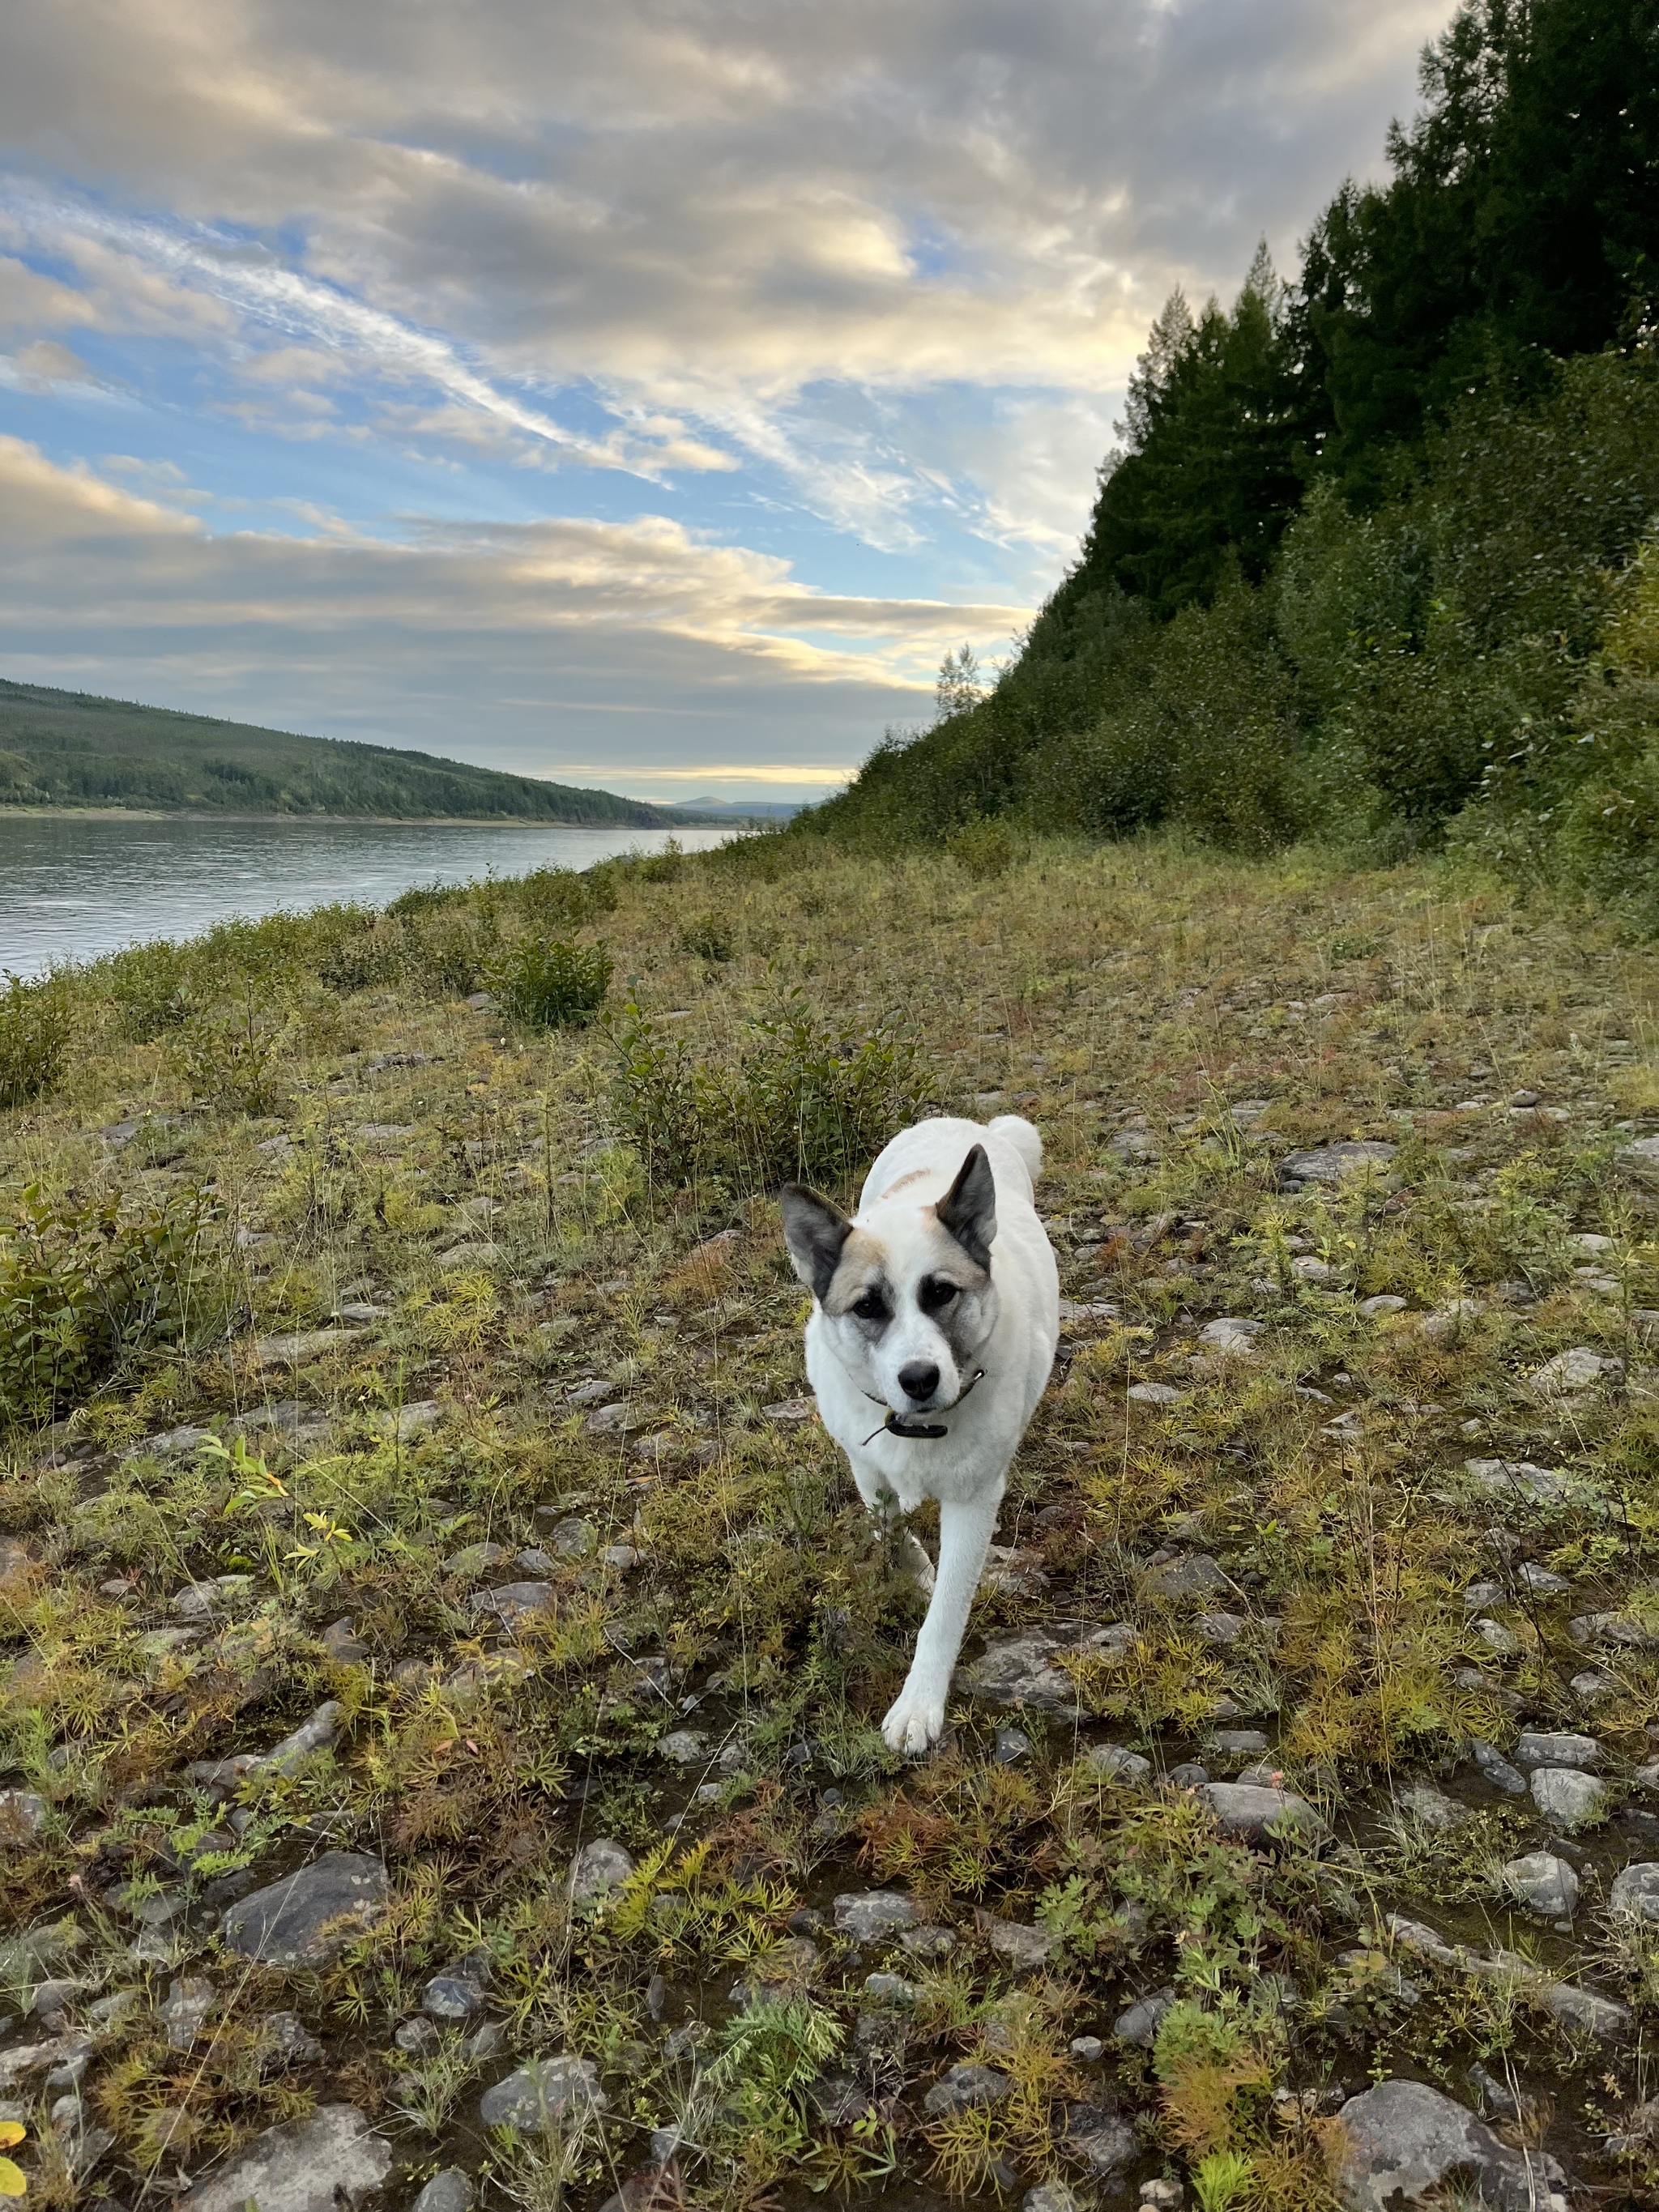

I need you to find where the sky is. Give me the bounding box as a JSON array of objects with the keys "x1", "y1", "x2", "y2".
[{"x1": 0, "y1": 0, "x2": 1450, "y2": 804}]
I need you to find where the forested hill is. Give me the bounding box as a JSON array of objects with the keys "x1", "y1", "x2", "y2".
[
  {"x1": 810, "y1": 0, "x2": 1659, "y2": 931},
  {"x1": 0, "y1": 679, "x2": 674, "y2": 825}
]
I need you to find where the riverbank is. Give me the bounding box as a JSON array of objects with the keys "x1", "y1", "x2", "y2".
[{"x1": 2, "y1": 833, "x2": 1657, "y2": 2209}]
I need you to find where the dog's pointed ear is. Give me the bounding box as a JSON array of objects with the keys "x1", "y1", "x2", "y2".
[
  {"x1": 780, "y1": 1183, "x2": 852, "y2": 1303},
  {"x1": 936, "y1": 1143, "x2": 997, "y2": 1272}
]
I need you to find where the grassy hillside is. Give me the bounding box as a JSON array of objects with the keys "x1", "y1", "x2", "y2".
[
  {"x1": 1, "y1": 831, "x2": 1657, "y2": 2206},
  {"x1": 0, "y1": 677, "x2": 673, "y2": 825}
]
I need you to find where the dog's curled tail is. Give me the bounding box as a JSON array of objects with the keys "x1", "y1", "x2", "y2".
[{"x1": 987, "y1": 1112, "x2": 1043, "y2": 1183}]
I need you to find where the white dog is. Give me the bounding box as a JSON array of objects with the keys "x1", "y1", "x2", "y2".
[{"x1": 781, "y1": 1115, "x2": 1059, "y2": 1752}]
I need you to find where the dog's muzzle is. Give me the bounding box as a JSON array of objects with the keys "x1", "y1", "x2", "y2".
[{"x1": 859, "y1": 1366, "x2": 987, "y2": 1445}]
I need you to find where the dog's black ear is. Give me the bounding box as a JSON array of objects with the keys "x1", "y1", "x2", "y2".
[
  {"x1": 780, "y1": 1183, "x2": 853, "y2": 1303},
  {"x1": 936, "y1": 1143, "x2": 996, "y2": 1272}
]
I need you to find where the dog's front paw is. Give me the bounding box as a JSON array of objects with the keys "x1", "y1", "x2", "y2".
[{"x1": 881, "y1": 1686, "x2": 946, "y2": 1755}]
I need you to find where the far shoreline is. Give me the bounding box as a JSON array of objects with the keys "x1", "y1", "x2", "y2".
[{"x1": 0, "y1": 804, "x2": 731, "y2": 829}]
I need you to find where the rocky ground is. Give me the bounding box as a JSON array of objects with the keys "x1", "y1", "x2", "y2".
[{"x1": 2, "y1": 835, "x2": 1658, "y2": 2211}]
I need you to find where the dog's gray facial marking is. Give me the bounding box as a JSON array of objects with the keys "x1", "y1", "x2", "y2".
[
  {"x1": 823, "y1": 1233, "x2": 893, "y2": 1332},
  {"x1": 935, "y1": 1144, "x2": 997, "y2": 1274},
  {"x1": 780, "y1": 1182, "x2": 852, "y2": 1303}
]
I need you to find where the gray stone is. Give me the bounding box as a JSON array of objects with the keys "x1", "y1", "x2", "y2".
[
  {"x1": 1081, "y1": 1743, "x2": 1153, "y2": 1785},
  {"x1": 1469, "y1": 1739, "x2": 1527, "y2": 1795},
  {"x1": 0, "y1": 1789, "x2": 47, "y2": 1838},
  {"x1": 446, "y1": 1541, "x2": 510, "y2": 1577},
  {"x1": 1465, "y1": 1458, "x2": 1567, "y2": 1505},
  {"x1": 1516, "y1": 1562, "x2": 1571, "y2": 1596},
  {"x1": 249, "y1": 1327, "x2": 360, "y2": 1369},
  {"x1": 1529, "y1": 1345, "x2": 1622, "y2": 1396},
  {"x1": 833, "y1": 1890, "x2": 923, "y2": 1943},
  {"x1": 178, "y1": 2106, "x2": 392, "y2": 2212},
  {"x1": 1282, "y1": 1142, "x2": 1396, "y2": 1184},
  {"x1": 251, "y1": 2010, "x2": 322, "y2": 2070},
  {"x1": 922, "y1": 2063, "x2": 1012, "y2": 2117},
  {"x1": 979, "y1": 1915, "x2": 1056, "y2": 1970},
  {"x1": 1196, "y1": 1317, "x2": 1264, "y2": 1353},
  {"x1": 546, "y1": 1515, "x2": 598, "y2": 1557},
  {"x1": 1358, "y1": 1294, "x2": 1408, "y2": 1317},
  {"x1": 1610, "y1": 1862, "x2": 1659, "y2": 1923},
  {"x1": 220, "y1": 1852, "x2": 390, "y2": 1967},
  {"x1": 1333, "y1": 2078, "x2": 1566, "y2": 2212},
  {"x1": 423, "y1": 1973, "x2": 486, "y2": 2020},
  {"x1": 1126, "y1": 1382, "x2": 1185, "y2": 1406},
  {"x1": 992, "y1": 1726, "x2": 1033, "y2": 1763},
  {"x1": 1473, "y1": 1616, "x2": 1520, "y2": 1657},
  {"x1": 1065, "y1": 2106, "x2": 1137, "y2": 2179},
  {"x1": 656, "y1": 1729, "x2": 709, "y2": 1766},
  {"x1": 1499, "y1": 1852, "x2": 1578, "y2": 1918},
  {"x1": 159, "y1": 1977, "x2": 215, "y2": 2050},
  {"x1": 1199, "y1": 1781, "x2": 1328, "y2": 1846},
  {"x1": 569, "y1": 1839, "x2": 635, "y2": 1903},
  {"x1": 1144, "y1": 1552, "x2": 1229, "y2": 1602},
  {"x1": 1570, "y1": 1609, "x2": 1657, "y2": 1647},
  {"x1": 1515, "y1": 1728, "x2": 1601, "y2": 1768},
  {"x1": 1543, "y1": 1981, "x2": 1630, "y2": 2040},
  {"x1": 963, "y1": 1622, "x2": 1092, "y2": 1711},
  {"x1": 1619, "y1": 1133, "x2": 1659, "y2": 1183},
  {"x1": 898, "y1": 1924, "x2": 957, "y2": 1959},
  {"x1": 1529, "y1": 1767, "x2": 1606, "y2": 1827},
  {"x1": 1068, "y1": 2036, "x2": 1104, "y2": 2061},
  {"x1": 480, "y1": 2054, "x2": 606, "y2": 2129},
  {"x1": 1396, "y1": 1783, "x2": 1469, "y2": 1831},
  {"x1": 468, "y1": 1580, "x2": 553, "y2": 1629},
  {"x1": 1213, "y1": 1729, "x2": 1271, "y2": 1758},
  {"x1": 413, "y1": 2175, "x2": 474, "y2": 2212},
  {"x1": 1196, "y1": 1611, "x2": 1246, "y2": 1644},
  {"x1": 1113, "y1": 1986, "x2": 1175, "y2": 2048},
  {"x1": 1026, "y1": 2186, "x2": 1081, "y2": 2212}
]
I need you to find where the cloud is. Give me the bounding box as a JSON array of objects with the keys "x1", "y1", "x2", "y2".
[{"x1": 0, "y1": 437, "x2": 1017, "y2": 774}]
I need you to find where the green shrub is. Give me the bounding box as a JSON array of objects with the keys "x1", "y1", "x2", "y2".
[
  {"x1": 493, "y1": 936, "x2": 613, "y2": 1028},
  {"x1": 402, "y1": 908, "x2": 488, "y2": 999},
  {"x1": 386, "y1": 880, "x2": 471, "y2": 920},
  {"x1": 0, "y1": 1182, "x2": 209, "y2": 1426},
  {"x1": 679, "y1": 912, "x2": 736, "y2": 961},
  {"x1": 944, "y1": 816, "x2": 1019, "y2": 879},
  {"x1": 314, "y1": 913, "x2": 403, "y2": 992},
  {"x1": 176, "y1": 990, "x2": 288, "y2": 1117},
  {"x1": 611, "y1": 991, "x2": 936, "y2": 1196},
  {"x1": 518, "y1": 865, "x2": 613, "y2": 931},
  {"x1": 0, "y1": 974, "x2": 71, "y2": 1109},
  {"x1": 102, "y1": 940, "x2": 195, "y2": 1042}
]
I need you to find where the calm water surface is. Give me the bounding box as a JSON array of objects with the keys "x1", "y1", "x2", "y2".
[{"x1": 0, "y1": 813, "x2": 733, "y2": 978}]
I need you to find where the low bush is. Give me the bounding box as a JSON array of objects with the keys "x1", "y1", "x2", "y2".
[
  {"x1": 493, "y1": 936, "x2": 613, "y2": 1028},
  {"x1": 0, "y1": 1182, "x2": 211, "y2": 1426},
  {"x1": 0, "y1": 974, "x2": 70, "y2": 1109},
  {"x1": 101, "y1": 940, "x2": 195, "y2": 1042},
  {"x1": 679, "y1": 912, "x2": 736, "y2": 961},
  {"x1": 175, "y1": 991, "x2": 288, "y2": 1117},
  {"x1": 517, "y1": 864, "x2": 614, "y2": 931},
  {"x1": 611, "y1": 991, "x2": 936, "y2": 1196},
  {"x1": 401, "y1": 908, "x2": 490, "y2": 999}
]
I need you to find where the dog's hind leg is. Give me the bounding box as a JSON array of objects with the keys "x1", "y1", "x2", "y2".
[{"x1": 881, "y1": 1487, "x2": 999, "y2": 1754}]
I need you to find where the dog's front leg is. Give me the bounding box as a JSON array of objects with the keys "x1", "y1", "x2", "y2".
[{"x1": 881, "y1": 1488, "x2": 1000, "y2": 1754}]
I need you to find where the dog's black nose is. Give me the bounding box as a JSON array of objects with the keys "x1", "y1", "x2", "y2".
[{"x1": 898, "y1": 1360, "x2": 940, "y2": 1403}]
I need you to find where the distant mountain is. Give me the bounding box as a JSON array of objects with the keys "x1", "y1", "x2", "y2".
[
  {"x1": 0, "y1": 679, "x2": 678, "y2": 825},
  {"x1": 664, "y1": 795, "x2": 808, "y2": 819}
]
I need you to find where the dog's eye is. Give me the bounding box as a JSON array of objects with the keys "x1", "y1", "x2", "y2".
[
  {"x1": 851, "y1": 1291, "x2": 889, "y2": 1323},
  {"x1": 920, "y1": 1277, "x2": 959, "y2": 1313}
]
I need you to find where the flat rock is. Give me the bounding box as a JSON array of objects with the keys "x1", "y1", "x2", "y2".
[
  {"x1": 1126, "y1": 1381, "x2": 1184, "y2": 1405},
  {"x1": 1196, "y1": 1611, "x2": 1247, "y2": 1644},
  {"x1": 833, "y1": 1890, "x2": 923, "y2": 1943},
  {"x1": 1282, "y1": 1141, "x2": 1396, "y2": 1183},
  {"x1": 480, "y1": 2054, "x2": 606, "y2": 2129},
  {"x1": 1543, "y1": 1980, "x2": 1629, "y2": 2039},
  {"x1": 1529, "y1": 1767, "x2": 1605, "y2": 1827},
  {"x1": 1618, "y1": 1133, "x2": 1659, "y2": 1183},
  {"x1": 1026, "y1": 2186, "x2": 1082, "y2": 2212},
  {"x1": 1213, "y1": 1729, "x2": 1271, "y2": 1758},
  {"x1": 1609, "y1": 1862, "x2": 1659, "y2": 1922},
  {"x1": 1333, "y1": 2078, "x2": 1567, "y2": 2212},
  {"x1": 178, "y1": 2105, "x2": 392, "y2": 2212},
  {"x1": 1396, "y1": 1782, "x2": 1469, "y2": 1831},
  {"x1": 1515, "y1": 1729, "x2": 1601, "y2": 1768},
  {"x1": 249, "y1": 1328, "x2": 359, "y2": 1369},
  {"x1": 1196, "y1": 1317, "x2": 1264, "y2": 1352},
  {"x1": 1064, "y1": 2105, "x2": 1137, "y2": 2178},
  {"x1": 1529, "y1": 1345, "x2": 1622, "y2": 1396},
  {"x1": 978, "y1": 1913, "x2": 1056, "y2": 1970},
  {"x1": 1200, "y1": 1781, "x2": 1328, "y2": 1846},
  {"x1": 962, "y1": 1622, "x2": 1090, "y2": 1711},
  {"x1": 1358, "y1": 1294, "x2": 1408, "y2": 1317},
  {"x1": 1570, "y1": 1609, "x2": 1657, "y2": 1647},
  {"x1": 1143, "y1": 1551, "x2": 1229, "y2": 1602},
  {"x1": 468, "y1": 1580, "x2": 553, "y2": 1629},
  {"x1": 922, "y1": 2062, "x2": 1012, "y2": 2117},
  {"x1": 0, "y1": 1789, "x2": 47, "y2": 1838},
  {"x1": 220, "y1": 1852, "x2": 389, "y2": 1967},
  {"x1": 569, "y1": 1839, "x2": 636, "y2": 1903},
  {"x1": 1464, "y1": 1457, "x2": 1567, "y2": 1504},
  {"x1": 1499, "y1": 1851, "x2": 1578, "y2": 1918}
]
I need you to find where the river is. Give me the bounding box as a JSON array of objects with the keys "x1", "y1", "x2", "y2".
[{"x1": 0, "y1": 812, "x2": 734, "y2": 979}]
